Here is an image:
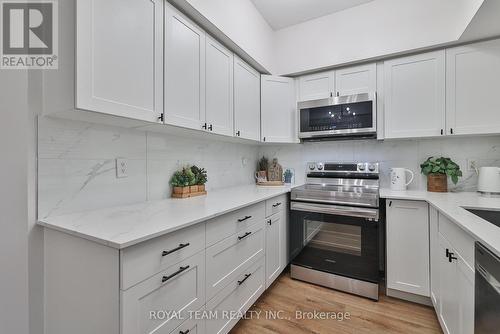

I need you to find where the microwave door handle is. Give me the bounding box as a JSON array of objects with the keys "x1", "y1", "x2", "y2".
[{"x1": 291, "y1": 202, "x2": 378, "y2": 220}]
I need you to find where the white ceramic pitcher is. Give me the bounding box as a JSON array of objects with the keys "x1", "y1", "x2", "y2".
[{"x1": 390, "y1": 168, "x2": 414, "y2": 191}]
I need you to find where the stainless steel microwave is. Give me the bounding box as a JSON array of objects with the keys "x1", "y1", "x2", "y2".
[{"x1": 298, "y1": 92, "x2": 377, "y2": 140}]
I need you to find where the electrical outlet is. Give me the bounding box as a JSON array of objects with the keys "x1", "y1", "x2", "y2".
[
  {"x1": 116, "y1": 158, "x2": 128, "y2": 178},
  {"x1": 467, "y1": 159, "x2": 478, "y2": 172}
]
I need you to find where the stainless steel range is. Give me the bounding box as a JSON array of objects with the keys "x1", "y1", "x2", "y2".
[{"x1": 289, "y1": 162, "x2": 382, "y2": 300}]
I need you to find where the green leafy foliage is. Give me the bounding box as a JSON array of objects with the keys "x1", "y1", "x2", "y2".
[
  {"x1": 170, "y1": 166, "x2": 197, "y2": 187},
  {"x1": 191, "y1": 165, "x2": 208, "y2": 185},
  {"x1": 258, "y1": 156, "x2": 269, "y2": 171},
  {"x1": 420, "y1": 157, "x2": 463, "y2": 184}
]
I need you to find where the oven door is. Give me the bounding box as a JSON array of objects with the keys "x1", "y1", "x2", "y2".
[
  {"x1": 290, "y1": 201, "x2": 380, "y2": 284},
  {"x1": 298, "y1": 93, "x2": 376, "y2": 139}
]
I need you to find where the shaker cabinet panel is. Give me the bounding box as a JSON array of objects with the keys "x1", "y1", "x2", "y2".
[
  {"x1": 233, "y1": 56, "x2": 261, "y2": 141},
  {"x1": 76, "y1": 0, "x2": 163, "y2": 122},
  {"x1": 265, "y1": 212, "x2": 283, "y2": 288},
  {"x1": 386, "y1": 200, "x2": 430, "y2": 296},
  {"x1": 446, "y1": 39, "x2": 500, "y2": 136},
  {"x1": 261, "y1": 75, "x2": 297, "y2": 143},
  {"x1": 335, "y1": 63, "x2": 376, "y2": 96},
  {"x1": 384, "y1": 51, "x2": 445, "y2": 139},
  {"x1": 429, "y1": 206, "x2": 440, "y2": 309},
  {"x1": 205, "y1": 36, "x2": 234, "y2": 136},
  {"x1": 298, "y1": 71, "x2": 335, "y2": 101},
  {"x1": 164, "y1": 4, "x2": 206, "y2": 130}
]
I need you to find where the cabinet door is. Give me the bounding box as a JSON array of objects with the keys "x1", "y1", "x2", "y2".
[
  {"x1": 265, "y1": 212, "x2": 283, "y2": 288},
  {"x1": 261, "y1": 75, "x2": 297, "y2": 143},
  {"x1": 457, "y1": 255, "x2": 474, "y2": 334},
  {"x1": 446, "y1": 39, "x2": 500, "y2": 136},
  {"x1": 233, "y1": 56, "x2": 261, "y2": 141},
  {"x1": 429, "y1": 206, "x2": 440, "y2": 309},
  {"x1": 205, "y1": 36, "x2": 234, "y2": 136},
  {"x1": 298, "y1": 71, "x2": 334, "y2": 101},
  {"x1": 335, "y1": 63, "x2": 376, "y2": 96},
  {"x1": 76, "y1": 0, "x2": 163, "y2": 122},
  {"x1": 386, "y1": 200, "x2": 430, "y2": 296},
  {"x1": 384, "y1": 51, "x2": 445, "y2": 139},
  {"x1": 165, "y1": 4, "x2": 206, "y2": 130},
  {"x1": 438, "y1": 234, "x2": 458, "y2": 334}
]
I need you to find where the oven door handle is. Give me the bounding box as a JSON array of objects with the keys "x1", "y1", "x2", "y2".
[{"x1": 291, "y1": 202, "x2": 379, "y2": 220}]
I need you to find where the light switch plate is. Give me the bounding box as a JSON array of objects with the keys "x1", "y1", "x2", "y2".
[{"x1": 116, "y1": 158, "x2": 128, "y2": 178}]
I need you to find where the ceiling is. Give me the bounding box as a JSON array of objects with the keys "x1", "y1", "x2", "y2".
[{"x1": 251, "y1": 0, "x2": 375, "y2": 30}]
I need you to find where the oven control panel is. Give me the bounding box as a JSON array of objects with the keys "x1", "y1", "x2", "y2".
[{"x1": 307, "y1": 162, "x2": 379, "y2": 174}]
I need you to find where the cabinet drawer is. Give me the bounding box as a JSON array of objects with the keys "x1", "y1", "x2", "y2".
[
  {"x1": 120, "y1": 223, "x2": 205, "y2": 290},
  {"x1": 170, "y1": 315, "x2": 205, "y2": 334},
  {"x1": 265, "y1": 195, "x2": 287, "y2": 217},
  {"x1": 121, "y1": 251, "x2": 205, "y2": 334},
  {"x1": 206, "y1": 221, "x2": 265, "y2": 300},
  {"x1": 438, "y1": 213, "x2": 474, "y2": 269},
  {"x1": 206, "y1": 257, "x2": 265, "y2": 334},
  {"x1": 206, "y1": 202, "x2": 265, "y2": 246}
]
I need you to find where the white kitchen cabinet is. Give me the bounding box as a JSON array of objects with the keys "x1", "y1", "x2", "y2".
[
  {"x1": 265, "y1": 212, "x2": 283, "y2": 288},
  {"x1": 164, "y1": 3, "x2": 206, "y2": 130},
  {"x1": 205, "y1": 36, "x2": 234, "y2": 136},
  {"x1": 457, "y1": 254, "x2": 474, "y2": 334},
  {"x1": 76, "y1": 0, "x2": 163, "y2": 122},
  {"x1": 335, "y1": 63, "x2": 377, "y2": 96},
  {"x1": 446, "y1": 39, "x2": 500, "y2": 136},
  {"x1": 384, "y1": 51, "x2": 446, "y2": 139},
  {"x1": 429, "y1": 206, "x2": 440, "y2": 309},
  {"x1": 438, "y1": 234, "x2": 459, "y2": 334},
  {"x1": 298, "y1": 71, "x2": 335, "y2": 101},
  {"x1": 386, "y1": 200, "x2": 430, "y2": 297},
  {"x1": 261, "y1": 75, "x2": 297, "y2": 143},
  {"x1": 233, "y1": 56, "x2": 261, "y2": 141}
]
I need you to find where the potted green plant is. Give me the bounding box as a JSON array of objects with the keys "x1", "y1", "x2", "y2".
[
  {"x1": 283, "y1": 169, "x2": 293, "y2": 184},
  {"x1": 191, "y1": 165, "x2": 208, "y2": 192},
  {"x1": 170, "y1": 167, "x2": 196, "y2": 195},
  {"x1": 420, "y1": 157, "x2": 463, "y2": 192},
  {"x1": 256, "y1": 156, "x2": 269, "y2": 182}
]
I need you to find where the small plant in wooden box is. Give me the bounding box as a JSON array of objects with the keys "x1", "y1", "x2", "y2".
[
  {"x1": 191, "y1": 165, "x2": 208, "y2": 192},
  {"x1": 170, "y1": 166, "x2": 208, "y2": 198}
]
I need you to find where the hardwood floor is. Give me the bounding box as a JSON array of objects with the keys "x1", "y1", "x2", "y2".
[{"x1": 231, "y1": 273, "x2": 442, "y2": 334}]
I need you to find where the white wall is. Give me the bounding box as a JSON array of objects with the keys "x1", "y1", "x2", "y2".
[
  {"x1": 260, "y1": 136, "x2": 500, "y2": 191},
  {"x1": 273, "y1": 0, "x2": 483, "y2": 74},
  {"x1": 0, "y1": 71, "x2": 30, "y2": 334},
  {"x1": 37, "y1": 117, "x2": 260, "y2": 218}
]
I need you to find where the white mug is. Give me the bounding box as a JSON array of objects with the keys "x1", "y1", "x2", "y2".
[{"x1": 390, "y1": 168, "x2": 414, "y2": 191}]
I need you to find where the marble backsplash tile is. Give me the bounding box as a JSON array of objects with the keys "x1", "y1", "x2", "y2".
[{"x1": 260, "y1": 136, "x2": 500, "y2": 191}]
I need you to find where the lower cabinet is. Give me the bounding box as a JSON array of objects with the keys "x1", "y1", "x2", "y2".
[
  {"x1": 206, "y1": 257, "x2": 266, "y2": 334},
  {"x1": 171, "y1": 317, "x2": 206, "y2": 334},
  {"x1": 386, "y1": 200, "x2": 430, "y2": 296},
  {"x1": 265, "y1": 212, "x2": 283, "y2": 288}
]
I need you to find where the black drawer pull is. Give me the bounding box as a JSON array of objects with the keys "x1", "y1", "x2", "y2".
[
  {"x1": 162, "y1": 265, "x2": 190, "y2": 283},
  {"x1": 267, "y1": 219, "x2": 272, "y2": 225},
  {"x1": 179, "y1": 330, "x2": 190, "y2": 334},
  {"x1": 237, "y1": 215, "x2": 252, "y2": 222},
  {"x1": 238, "y1": 231, "x2": 252, "y2": 241},
  {"x1": 238, "y1": 273, "x2": 252, "y2": 285},
  {"x1": 162, "y1": 243, "x2": 190, "y2": 257},
  {"x1": 272, "y1": 202, "x2": 282, "y2": 208},
  {"x1": 448, "y1": 253, "x2": 457, "y2": 263}
]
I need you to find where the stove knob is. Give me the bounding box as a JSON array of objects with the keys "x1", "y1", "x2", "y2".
[
  {"x1": 316, "y1": 163, "x2": 324, "y2": 171},
  {"x1": 368, "y1": 164, "x2": 376, "y2": 172},
  {"x1": 358, "y1": 164, "x2": 366, "y2": 171},
  {"x1": 308, "y1": 163, "x2": 316, "y2": 171}
]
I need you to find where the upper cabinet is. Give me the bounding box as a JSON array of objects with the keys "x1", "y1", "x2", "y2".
[
  {"x1": 446, "y1": 39, "x2": 500, "y2": 136},
  {"x1": 205, "y1": 36, "x2": 234, "y2": 136},
  {"x1": 261, "y1": 75, "x2": 297, "y2": 143},
  {"x1": 335, "y1": 63, "x2": 376, "y2": 96},
  {"x1": 76, "y1": 0, "x2": 164, "y2": 122},
  {"x1": 233, "y1": 56, "x2": 261, "y2": 141},
  {"x1": 384, "y1": 51, "x2": 446, "y2": 139},
  {"x1": 298, "y1": 71, "x2": 334, "y2": 101},
  {"x1": 164, "y1": 4, "x2": 206, "y2": 131}
]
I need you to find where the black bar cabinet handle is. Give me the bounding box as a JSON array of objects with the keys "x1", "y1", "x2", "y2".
[
  {"x1": 238, "y1": 231, "x2": 252, "y2": 241},
  {"x1": 179, "y1": 330, "x2": 190, "y2": 334},
  {"x1": 162, "y1": 243, "x2": 190, "y2": 257},
  {"x1": 208, "y1": 124, "x2": 213, "y2": 131},
  {"x1": 238, "y1": 273, "x2": 252, "y2": 285},
  {"x1": 272, "y1": 202, "x2": 282, "y2": 208},
  {"x1": 237, "y1": 215, "x2": 252, "y2": 222},
  {"x1": 448, "y1": 253, "x2": 457, "y2": 263},
  {"x1": 162, "y1": 265, "x2": 190, "y2": 283},
  {"x1": 267, "y1": 219, "x2": 272, "y2": 225}
]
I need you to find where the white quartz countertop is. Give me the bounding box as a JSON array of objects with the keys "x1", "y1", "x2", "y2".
[
  {"x1": 381, "y1": 189, "x2": 500, "y2": 257},
  {"x1": 38, "y1": 185, "x2": 294, "y2": 249}
]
